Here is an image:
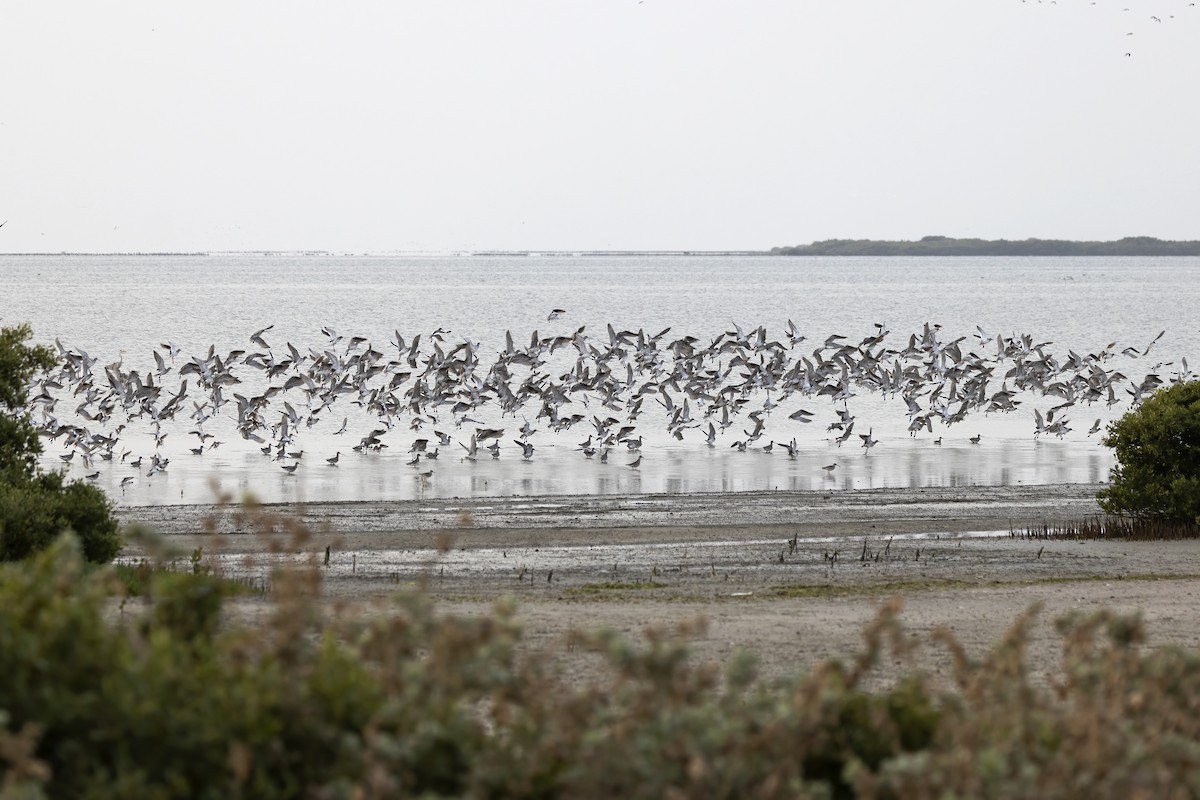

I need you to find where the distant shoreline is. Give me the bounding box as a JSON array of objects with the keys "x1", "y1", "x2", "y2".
[
  {"x1": 770, "y1": 236, "x2": 1200, "y2": 257},
  {"x1": 4, "y1": 236, "x2": 1200, "y2": 258}
]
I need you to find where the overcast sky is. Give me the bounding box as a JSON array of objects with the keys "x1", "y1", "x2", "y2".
[{"x1": 1, "y1": 1, "x2": 1197, "y2": 252}]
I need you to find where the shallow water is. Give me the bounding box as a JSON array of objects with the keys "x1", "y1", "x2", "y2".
[{"x1": 5, "y1": 253, "x2": 1196, "y2": 505}]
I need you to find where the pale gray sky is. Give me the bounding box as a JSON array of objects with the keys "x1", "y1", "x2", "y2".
[{"x1": 1, "y1": 1, "x2": 1196, "y2": 252}]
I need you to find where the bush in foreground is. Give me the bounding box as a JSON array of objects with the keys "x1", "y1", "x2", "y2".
[
  {"x1": 0, "y1": 471, "x2": 120, "y2": 563},
  {"x1": 1099, "y1": 380, "x2": 1200, "y2": 522},
  {"x1": 3, "y1": 535, "x2": 1200, "y2": 798},
  {"x1": 0, "y1": 324, "x2": 119, "y2": 563}
]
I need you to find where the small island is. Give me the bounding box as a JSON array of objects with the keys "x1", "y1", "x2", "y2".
[{"x1": 771, "y1": 235, "x2": 1200, "y2": 256}]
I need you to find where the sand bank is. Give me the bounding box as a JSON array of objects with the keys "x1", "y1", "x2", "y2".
[{"x1": 116, "y1": 483, "x2": 1200, "y2": 682}]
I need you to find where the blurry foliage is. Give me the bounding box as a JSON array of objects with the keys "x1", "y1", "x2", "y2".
[
  {"x1": 0, "y1": 324, "x2": 119, "y2": 563},
  {"x1": 4, "y1": 527, "x2": 1200, "y2": 798},
  {"x1": 1099, "y1": 380, "x2": 1200, "y2": 522}
]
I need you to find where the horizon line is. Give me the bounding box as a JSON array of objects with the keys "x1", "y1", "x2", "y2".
[{"x1": 5, "y1": 235, "x2": 1200, "y2": 258}]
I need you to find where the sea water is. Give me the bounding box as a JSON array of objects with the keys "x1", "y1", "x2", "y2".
[{"x1": 4, "y1": 253, "x2": 1197, "y2": 505}]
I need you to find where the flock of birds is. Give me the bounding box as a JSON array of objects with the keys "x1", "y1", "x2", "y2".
[
  {"x1": 25, "y1": 316, "x2": 1189, "y2": 493},
  {"x1": 1019, "y1": 0, "x2": 1197, "y2": 57}
]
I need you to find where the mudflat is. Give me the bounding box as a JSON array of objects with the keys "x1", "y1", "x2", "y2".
[{"x1": 117, "y1": 483, "x2": 1200, "y2": 682}]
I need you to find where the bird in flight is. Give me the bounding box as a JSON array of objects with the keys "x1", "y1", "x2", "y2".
[
  {"x1": 251, "y1": 325, "x2": 274, "y2": 349},
  {"x1": 547, "y1": 309, "x2": 566, "y2": 321}
]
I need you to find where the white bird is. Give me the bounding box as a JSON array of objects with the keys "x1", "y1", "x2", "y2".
[
  {"x1": 547, "y1": 309, "x2": 566, "y2": 321},
  {"x1": 860, "y1": 428, "x2": 878, "y2": 449},
  {"x1": 152, "y1": 349, "x2": 171, "y2": 376},
  {"x1": 250, "y1": 325, "x2": 274, "y2": 349},
  {"x1": 461, "y1": 435, "x2": 478, "y2": 460}
]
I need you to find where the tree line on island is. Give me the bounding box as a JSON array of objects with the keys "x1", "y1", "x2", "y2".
[{"x1": 771, "y1": 235, "x2": 1200, "y2": 257}]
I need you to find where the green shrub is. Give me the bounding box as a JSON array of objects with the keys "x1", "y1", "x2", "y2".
[
  {"x1": 5, "y1": 532, "x2": 1200, "y2": 798},
  {"x1": 0, "y1": 323, "x2": 120, "y2": 564},
  {"x1": 1098, "y1": 380, "x2": 1200, "y2": 521},
  {"x1": 0, "y1": 324, "x2": 53, "y2": 483},
  {"x1": 0, "y1": 471, "x2": 120, "y2": 564}
]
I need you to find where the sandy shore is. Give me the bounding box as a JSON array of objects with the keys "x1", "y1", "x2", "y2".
[{"x1": 117, "y1": 483, "x2": 1200, "y2": 682}]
